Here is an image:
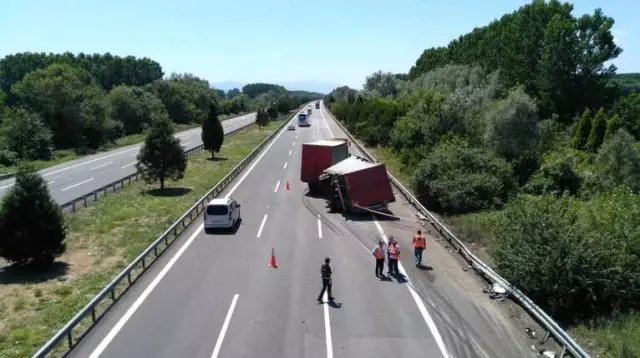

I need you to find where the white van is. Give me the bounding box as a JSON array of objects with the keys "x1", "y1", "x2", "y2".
[{"x1": 204, "y1": 198, "x2": 241, "y2": 231}]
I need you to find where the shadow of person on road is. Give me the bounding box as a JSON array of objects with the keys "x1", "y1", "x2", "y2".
[
  {"x1": 417, "y1": 264, "x2": 434, "y2": 271},
  {"x1": 378, "y1": 275, "x2": 393, "y2": 282},
  {"x1": 393, "y1": 273, "x2": 408, "y2": 284},
  {"x1": 328, "y1": 300, "x2": 342, "y2": 309}
]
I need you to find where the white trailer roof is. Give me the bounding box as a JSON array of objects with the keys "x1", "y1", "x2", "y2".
[
  {"x1": 306, "y1": 139, "x2": 347, "y2": 147},
  {"x1": 324, "y1": 156, "x2": 378, "y2": 175}
]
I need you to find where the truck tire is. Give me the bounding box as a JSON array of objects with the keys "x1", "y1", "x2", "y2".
[{"x1": 308, "y1": 180, "x2": 319, "y2": 193}]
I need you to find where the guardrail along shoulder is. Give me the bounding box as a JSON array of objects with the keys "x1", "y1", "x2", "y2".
[
  {"x1": 31, "y1": 110, "x2": 298, "y2": 358},
  {"x1": 322, "y1": 107, "x2": 589, "y2": 358}
]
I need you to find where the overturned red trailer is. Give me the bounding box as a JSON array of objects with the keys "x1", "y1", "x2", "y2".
[{"x1": 318, "y1": 156, "x2": 395, "y2": 213}]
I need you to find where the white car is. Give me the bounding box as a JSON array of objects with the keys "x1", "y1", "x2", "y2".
[
  {"x1": 287, "y1": 123, "x2": 295, "y2": 131},
  {"x1": 204, "y1": 198, "x2": 241, "y2": 232}
]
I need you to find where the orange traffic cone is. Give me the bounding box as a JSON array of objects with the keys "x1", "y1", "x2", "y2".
[
  {"x1": 269, "y1": 248, "x2": 278, "y2": 269},
  {"x1": 285, "y1": 181, "x2": 290, "y2": 191}
]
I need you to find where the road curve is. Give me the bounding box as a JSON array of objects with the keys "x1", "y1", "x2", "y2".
[
  {"x1": 0, "y1": 112, "x2": 256, "y2": 204},
  {"x1": 62, "y1": 104, "x2": 536, "y2": 358}
]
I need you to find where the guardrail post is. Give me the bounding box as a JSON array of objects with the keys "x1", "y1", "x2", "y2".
[
  {"x1": 83, "y1": 198, "x2": 87, "y2": 207},
  {"x1": 104, "y1": 188, "x2": 107, "y2": 196},
  {"x1": 110, "y1": 288, "x2": 116, "y2": 301},
  {"x1": 91, "y1": 307, "x2": 96, "y2": 322},
  {"x1": 154, "y1": 246, "x2": 158, "y2": 257},
  {"x1": 72, "y1": 202, "x2": 76, "y2": 212},
  {"x1": 540, "y1": 330, "x2": 551, "y2": 344},
  {"x1": 94, "y1": 192, "x2": 98, "y2": 201},
  {"x1": 558, "y1": 346, "x2": 567, "y2": 358},
  {"x1": 127, "y1": 271, "x2": 132, "y2": 284},
  {"x1": 141, "y1": 257, "x2": 146, "y2": 270},
  {"x1": 67, "y1": 331, "x2": 73, "y2": 349}
]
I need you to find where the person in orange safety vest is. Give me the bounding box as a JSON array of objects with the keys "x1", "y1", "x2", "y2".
[
  {"x1": 387, "y1": 237, "x2": 400, "y2": 276},
  {"x1": 412, "y1": 230, "x2": 426, "y2": 267},
  {"x1": 372, "y1": 240, "x2": 386, "y2": 277}
]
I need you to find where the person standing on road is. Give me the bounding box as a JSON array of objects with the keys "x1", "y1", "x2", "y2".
[
  {"x1": 412, "y1": 230, "x2": 426, "y2": 267},
  {"x1": 388, "y1": 238, "x2": 400, "y2": 276},
  {"x1": 317, "y1": 257, "x2": 335, "y2": 303},
  {"x1": 372, "y1": 240, "x2": 386, "y2": 277}
]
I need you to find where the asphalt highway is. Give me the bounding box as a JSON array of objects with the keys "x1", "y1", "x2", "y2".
[
  {"x1": 65, "y1": 103, "x2": 536, "y2": 358},
  {"x1": 0, "y1": 112, "x2": 256, "y2": 205}
]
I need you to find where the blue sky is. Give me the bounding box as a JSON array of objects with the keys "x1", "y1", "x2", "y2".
[{"x1": 1, "y1": 0, "x2": 637, "y2": 91}]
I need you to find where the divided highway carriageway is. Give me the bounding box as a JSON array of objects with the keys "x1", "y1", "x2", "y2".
[
  {"x1": 0, "y1": 112, "x2": 256, "y2": 205},
  {"x1": 62, "y1": 105, "x2": 537, "y2": 358}
]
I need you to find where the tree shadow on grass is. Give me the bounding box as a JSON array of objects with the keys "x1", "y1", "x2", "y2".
[
  {"x1": 146, "y1": 187, "x2": 193, "y2": 197},
  {"x1": 206, "y1": 156, "x2": 229, "y2": 162},
  {"x1": 0, "y1": 261, "x2": 69, "y2": 285}
]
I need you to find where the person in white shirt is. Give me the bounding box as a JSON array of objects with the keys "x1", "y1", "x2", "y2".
[{"x1": 372, "y1": 240, "x2": 386, "y2": 277}]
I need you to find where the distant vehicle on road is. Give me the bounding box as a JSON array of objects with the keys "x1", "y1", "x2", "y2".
[
  {"x1": 287, "y1": 123, "x2": 296, "y2": 131},
  {"x1": 204, "y1": 198, "x2": 241, "y2": 232},
  {"x1": 315, "y1": 101, "x2": 320, "y2": 109},
  {"x1": 298, "y1": 112, "x2": 310, "y2": 127},
  {"x1": 307, "y1": 107, "x2": 312, "y2": 116}
]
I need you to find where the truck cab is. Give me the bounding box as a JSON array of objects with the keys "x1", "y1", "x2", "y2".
[{"x1": 315, "y1": 101, "x2": 320, "y2": 109}]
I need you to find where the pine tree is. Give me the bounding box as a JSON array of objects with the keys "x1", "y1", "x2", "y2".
[
  {"x1": 585, "y1": 107, "x2": 607, "y2": 152},
  {"x1": 0, "y1": 165, "x2": 66, "y2": 267},
  {"x1": 201, "y1": 102, "x2": 224, "y2": 158},
  {"x1": 572, "y1": 108, "x2": 592, "y2": 150},
  {"x1": 267, "y1": 106, "x2": 278, "y2": 120},
  {"x1": 136, "y1": 113, "x2": 187, "y2": 190},
  {"x1": 255, "y1": 108, "x2": 270, "y2": 129},
  {"x1": 605, "y1": 114, "x2": 621, "y2": 140}
]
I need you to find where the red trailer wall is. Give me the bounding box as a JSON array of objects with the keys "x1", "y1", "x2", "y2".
[
  {"x1": 301, "y1": 145, "x2": 332, "y2": 182},
  {"x1": 343, "y1": 164, "x2": 394, "y2": 208}
]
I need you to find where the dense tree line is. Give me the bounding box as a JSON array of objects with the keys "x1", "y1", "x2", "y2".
[
  {"x1": 324, "y1": 0, "x2": 640, "y2": 339},
  {"x1": 408, "y1": 0, "x2": 622, "y2": 121},
  {"x1": 0, "y1": 52, "x2": 319, "y2": 169}
]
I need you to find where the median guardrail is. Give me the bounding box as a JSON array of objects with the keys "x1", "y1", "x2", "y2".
[
  {"x1": 0, "y1": 172, "x2": 16, "y2": 180},
  {"x1": 31, "y1": 107, "x2": 302, "y2": 358},
  {"x1": 324, "y1": 105, "x2": 589, "y2": 358},
  {"x1": 59, "y1": 115, "x2": 257, "y2": 213}
]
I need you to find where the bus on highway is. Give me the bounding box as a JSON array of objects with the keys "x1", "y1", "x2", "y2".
[{"x1": 298, "y1": 112, "x2": 310, "y2": 127}]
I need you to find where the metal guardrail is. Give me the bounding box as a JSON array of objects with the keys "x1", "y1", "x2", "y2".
[
  {"x1": 59, "y1": 118, "x2": 256, "y2": 213},
  {"x1": 0, "y1": 172, "x2": 16, "y2": 180},
  {"x1": 31, "y1": 108, "x2": 301, "y2": 358},
  {"x1": 324, "y1": 106, "x2": 589, "y2": 358}
]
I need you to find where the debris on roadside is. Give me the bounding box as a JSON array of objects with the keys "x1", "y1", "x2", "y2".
[{"x1": 483, "y1": 282, "x2": 507, "y2": 301}]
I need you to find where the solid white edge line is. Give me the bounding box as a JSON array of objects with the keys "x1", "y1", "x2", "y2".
[
  {"x1": 317, "y1": 214, "x2": 323, "y2": 239},
  {"x1": 88, "y1": 115, "x2": 296, "y2": 357},
  {"x1": 61, "y1": 178, "x2": 94, "y2": 192},
  {"x1": 88, "y1": 224, "x2": 205, "y2": 358},
  {"x1": 283, "y1": 162, "x2": 288, "y2": 170},
  {"x1": 274, "y1": 180, "x2": 280, "y2": 193},
  {"x1": 323, "y1": 291, "x2": 334, "y2": 358},
  {"x1": 372, "y1": 219, "x2": 450, "y2": 358},
  {"x1": 256, "y1": 214, "x2": 268, "y2": 238},
  {"x1": 319, "y1": 109, "x2": 335, "y2": 137},
  {"x1": 42, "y1": 146, "x2": 140, "y2": 177},
  {"x1": 210, "y1": 293, "x2": 240, "y2": 358}
]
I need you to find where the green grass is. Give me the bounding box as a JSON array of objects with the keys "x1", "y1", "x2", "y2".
[
  {"x1": 571, "y1": 313, "x2": 640, "y2": 358},
  {"x1": 0, "y1": 116, "x2": 286, "y2": 358},
  {"x1": 0, "y1": 112, "x2": 250, "y2": 175}
]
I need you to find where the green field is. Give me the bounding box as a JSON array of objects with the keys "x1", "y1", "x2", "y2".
[{"x1": 0, "y1": 116, "x2": 285, "y2": 358}]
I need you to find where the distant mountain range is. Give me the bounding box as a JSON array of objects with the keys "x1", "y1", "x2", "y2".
[{"x1": 212, "y1": 80, "x2": 341, "y2": 95}]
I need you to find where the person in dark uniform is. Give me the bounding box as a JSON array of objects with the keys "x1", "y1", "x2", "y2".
[{"x1": 317, "y1": 257, "x2": 335, "y2": 303}]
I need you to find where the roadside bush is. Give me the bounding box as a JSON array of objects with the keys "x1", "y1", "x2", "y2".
[
  {"x1": 3, "y1": 108, "x2": 52, "y2": 161},
  {"x1": 0, "y1": 166, "x2": 66, "y2": 267},
  {"x1": 523, "y1": 157, "x2": 581, "y2": 197},
  {"x1": 489, "y1": 190, "x2": 640, "y2": 321},
  {"x1": 585, "y1": 129, "x2": 640, "y2": 195},
  {"x1": 412, "y1": 137, "x2": 516, "y2": 214}
]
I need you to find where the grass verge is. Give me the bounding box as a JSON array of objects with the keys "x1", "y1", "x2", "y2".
[
  {"x1": 332, "y1": 117, "x2": 640, "y2": 358},
  {"x1": 0, "y1": 112, "x2": 250, "y2": 175},
  {"x1": 0, "y1": 115, "x2": 286, "y2": 358}
]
